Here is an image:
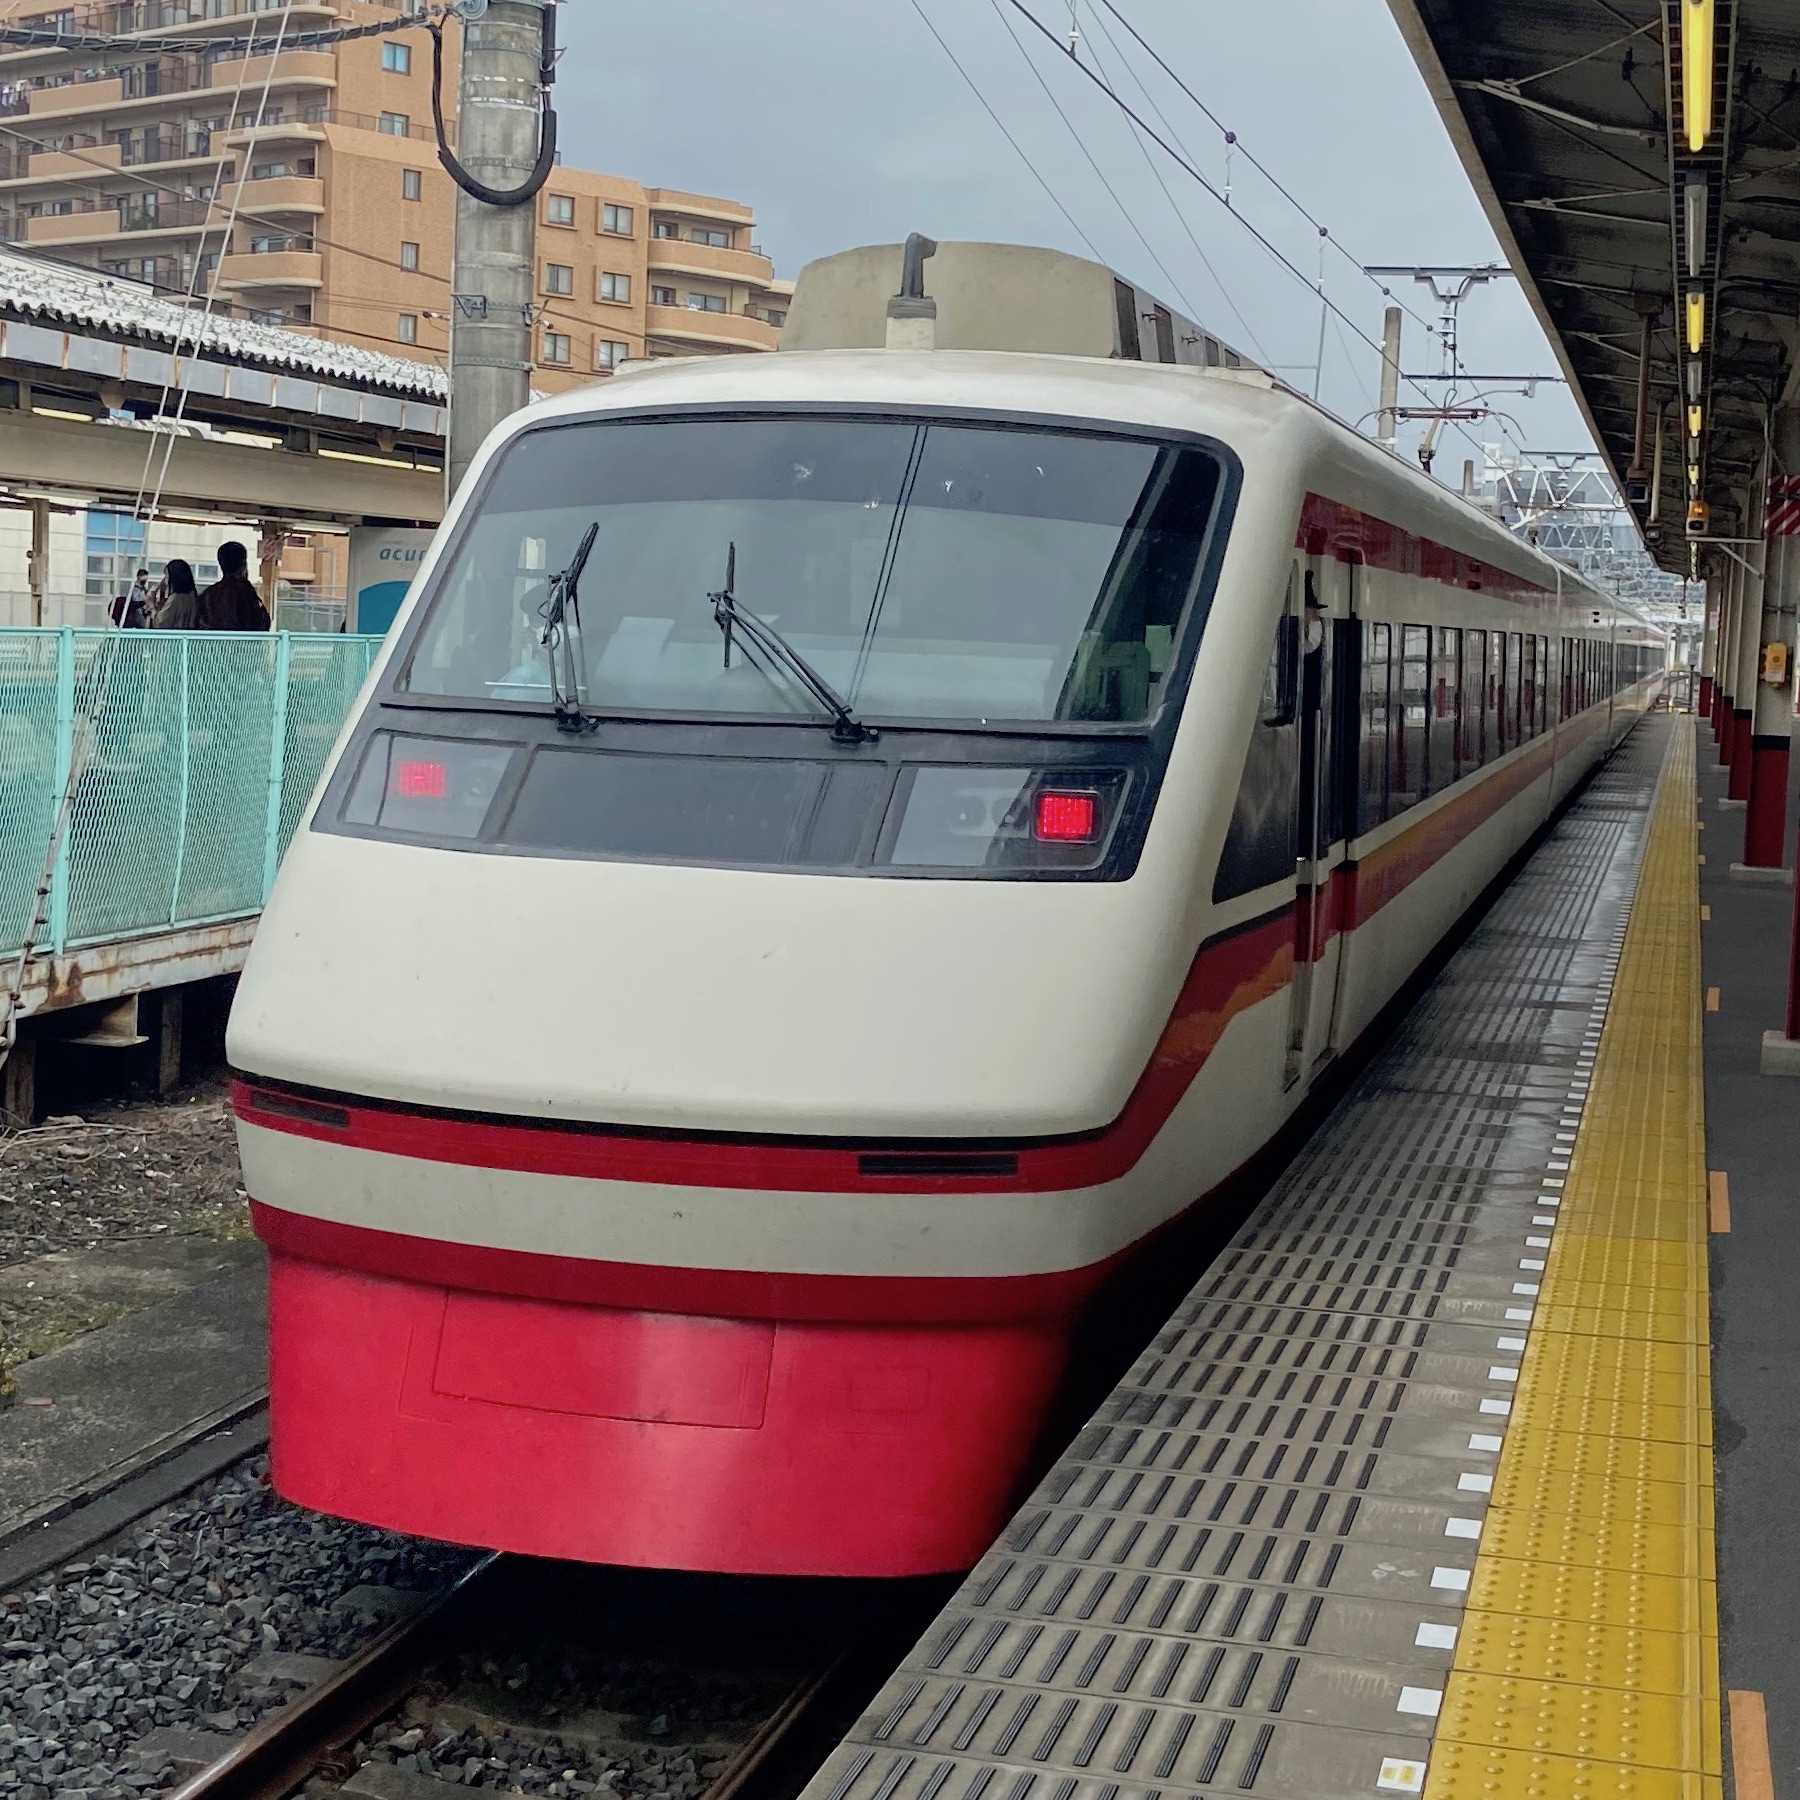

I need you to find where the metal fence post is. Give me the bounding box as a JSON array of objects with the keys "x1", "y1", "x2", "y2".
[
  {"x1": 168, "y1": 634, "x2": 190, "y2": 925},
  {"x1": 262, "y1": 631, "x2": 293, "y2": 903},
  {"x1": 47, "y1": 627, "x2": 73, "y2": 954}
]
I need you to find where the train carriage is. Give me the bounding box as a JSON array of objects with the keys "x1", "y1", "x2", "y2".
[{"x1": 227, "y1": 241, "x2": 1664, "y2": 1577}]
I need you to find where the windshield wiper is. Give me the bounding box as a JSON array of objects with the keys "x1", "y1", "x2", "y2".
[
  {"x1": 708, "y1": 542, "x2": 878, "y2": 745},
  {"x1": 539, "y1": 520, "x2": 599, "y2": 734}
]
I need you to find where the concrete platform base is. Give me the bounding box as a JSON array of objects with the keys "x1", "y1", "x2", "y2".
[
  {"x1": 0, "y1": 1252, "x2": 266, "y2": 1544},
  {"x1": 1760, "y1": 1031, "x2": 1800, "y2": 1077},
  {"x1": 1730, "y1": 863, "x2": 1794, "y2": 886}
]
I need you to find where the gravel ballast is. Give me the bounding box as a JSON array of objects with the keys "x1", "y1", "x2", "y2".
[{"x1": 0, "y1": 1457, "x2": 473, "y2": 1800}]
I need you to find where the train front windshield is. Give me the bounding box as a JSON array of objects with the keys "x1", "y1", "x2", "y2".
[{"x1": 401, "y1": 414, "x2": 1225, "y2": 727}]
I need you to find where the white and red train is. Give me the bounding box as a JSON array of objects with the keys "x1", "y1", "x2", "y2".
[{"x1": 227, "y1": 242, "x2": 1664, "y2": 1577}]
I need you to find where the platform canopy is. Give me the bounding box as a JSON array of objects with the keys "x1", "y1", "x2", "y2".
[{"x1": 1387, "y1": 0, "x2": 1800, "y2": 568}]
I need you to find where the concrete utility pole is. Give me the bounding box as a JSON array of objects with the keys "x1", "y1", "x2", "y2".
[{"x1": 446, "y1": 0, "x2": 553, "y2": 500}]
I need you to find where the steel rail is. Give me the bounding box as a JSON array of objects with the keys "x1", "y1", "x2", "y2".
[
  {"x1": 162, "y1": 1553, "x2": 504, "y2": 1800},
  {"x1": 164, "y1": 1556, "x2": 859, "y2": 1800}
]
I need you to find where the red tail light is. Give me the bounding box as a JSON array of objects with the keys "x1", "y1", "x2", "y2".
[
  {"x1": 1034, "y1": 790, "x2": 1101, "y2": 843},
  {"x1": 392, "y1": 758, "x2": 448, "y2": 799}
]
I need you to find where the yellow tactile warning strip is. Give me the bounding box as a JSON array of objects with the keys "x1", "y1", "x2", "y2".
[{"x1": 1426, "y1": 721, "x2": 1720, "y2": 1800}]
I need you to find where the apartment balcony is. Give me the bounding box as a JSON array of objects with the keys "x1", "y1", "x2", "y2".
[
  {"x1": 646, "y1": 237, "x2": 773, "y2": 286},
  {"x1": 216, "y1": 247, "x2": 323, "y2": 290},
  {"x1": 644, "y1": 303, "x2": 779, "y2": 354},
  {"x1": 236, "y1": 173, "x2": 325, "y2": 215},
  {"x1": 26, "y1": 142, "x2": 122, "y2": 178},
  {"x1": 28, "y1": 78, "x2": 124, "y2": 116},
  {"x1": 25, "y1": 206, "x2": 122, "y2": 243},
  {"x1": 0, "y1": 1, "x2": 338, "y2": 67},
  {"x1": 644, "y1": 187, "x2": 754, "y2": 229},
  {"x1": 210, "y1": 49, "x2": 337, "y2": 92}
]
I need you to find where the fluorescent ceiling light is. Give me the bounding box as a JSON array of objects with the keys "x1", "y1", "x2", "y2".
[
  {"x1": 1682, "y1": 0, "x2": 1715, "y2": 152},
  {"x1": 1684, "y1": 178, "x2": 1708, "y2": 279},
  {"x1": 1685, "y1": 291, "x2": 1706, "y2": 354}
]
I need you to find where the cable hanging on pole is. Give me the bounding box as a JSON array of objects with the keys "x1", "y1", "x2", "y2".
[{"x1": 428, "y1": 3, "x2": 558, "y2": 209}]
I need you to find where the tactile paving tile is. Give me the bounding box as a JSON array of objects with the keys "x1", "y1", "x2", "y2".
[
  {"x1": 1427, "y1": 722, "x2": 1719, "y2": 1798},
  {"x1": 802, "y1": 724, "x2": 1683, "y2": 1800}
]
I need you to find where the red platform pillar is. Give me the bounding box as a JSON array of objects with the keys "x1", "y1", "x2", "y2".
[
  {"x1": 1745, "y1": 738, "x2": 1791, "y2": 865},
  {"x1": 1699, "y1": 673, "x2": 1714, "y2": 721},
  {"x1": 1746, "y1": 433, "x2": 1800, "y2": 865}
]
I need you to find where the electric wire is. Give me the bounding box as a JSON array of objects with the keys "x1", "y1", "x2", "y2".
[
  {"x1": 902, "y1": 0, "x2": 1106, "y2": 262},
  {"x1": 1004, "y1": 0, "x2": 1524, "y2": 470},
  {"x1": 984, "y1": 0, "x2": 1203, "y2": 321},
  {"x1": 1087, "y1": 0, "x2": 1450, "y2": 356},
  {"x1": 1071, "y1": 3, "x2": 1272, "y2": 363},
  {"x1": 134, "y1": 1, "x2": 298, "y2": 524}
]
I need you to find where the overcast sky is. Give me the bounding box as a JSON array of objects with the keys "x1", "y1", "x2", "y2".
[{"x1": 556, "y1": 0, "x2": 1595, "y2": 477}]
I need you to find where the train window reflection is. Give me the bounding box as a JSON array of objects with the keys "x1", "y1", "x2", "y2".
[{"x1": 400, "y1": 416, "x2": 1226, "y2": 726}]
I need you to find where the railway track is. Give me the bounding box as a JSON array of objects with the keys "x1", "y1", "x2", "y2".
[{"x1": 159, "y1": 1553, "x2": 933, "y2": 1800}]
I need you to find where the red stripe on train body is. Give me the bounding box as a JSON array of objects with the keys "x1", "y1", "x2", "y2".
[{"x1": 229, "y1": 286, "x2": 1666, "y2": 1576}]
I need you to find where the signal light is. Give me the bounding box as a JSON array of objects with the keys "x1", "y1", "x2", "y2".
[
  {"x1": 1034, "y1": 790, "x2": 1101, "y2": 843},
  {"x1": 392, "y1": 758, "x2": 448, "y2": 799}
]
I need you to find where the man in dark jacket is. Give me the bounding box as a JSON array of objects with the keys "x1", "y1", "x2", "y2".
[{"x1": 198, "y1": 541, "x2": 271, "y2": 631}]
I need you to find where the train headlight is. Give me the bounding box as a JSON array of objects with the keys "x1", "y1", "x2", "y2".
[
  {"x1": 342, "y1": 733, "x2": 516, "y2": 839},
  {"x1": 1033, "y1": 790, "x2": 1101, "y2": 843},
  {"x1": 883, "y1": 767, "x2": 1126, "y2": 871}
]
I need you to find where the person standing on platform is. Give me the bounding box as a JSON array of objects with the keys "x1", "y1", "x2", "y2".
[
  {"x1": 151, "y1": 560, "x2": 203, "y2": 629},
  {"x1": 197, "y1": 540, "x2": 271, "y2": 632}
]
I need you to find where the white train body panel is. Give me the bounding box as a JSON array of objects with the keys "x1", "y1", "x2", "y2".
[{"x1": 229, "y1": 341, "x2": 1663, "y2": 1576}]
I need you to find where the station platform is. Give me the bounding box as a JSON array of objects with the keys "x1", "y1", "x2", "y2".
[{"x1": 807, "y1": 712, "x2": 1733, "y2": 1800}]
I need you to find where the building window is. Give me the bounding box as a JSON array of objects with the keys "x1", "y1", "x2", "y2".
[
  {"x1": 766, "y1": 309, "x2": 787, "y2": 327},
  {"x1": 400, "y1": 240, "x2": 420, "y2": 270},
  {"x1": 542, "y1": 261, "x2": 573, "y2": 296},
  {"x1": 397, "y1": 312, "x2": 418, "y2": 344},
  {"x1": 691, "y1": 227, "x2": 730, "y2": 248},
  {"x1": 651, "y1": 285, "x2": 676, "y2": 307},
  {"x1": 545, "y1": 193, "x2": 574, "y2": 227},
  {"x1": 601, "y1": 202, "x2": 633, "y2": 236},
  {"x1": 653, "y1": 219, "x2": 679, "y2": 239},
  {"x1": 402, "y1": 167, "x2": 422, "y2": 201},
  {"x1": 599, "y1": 270, "x2": 630, "y2": 303},
  {"x1": 596, "y1": 339, "x2": 630, "y2": 370},
  {"x1": 249, "y1": 306, "x2": 285, "y2": 325},
  {"x1": 378, "y1": 112, "x2": 410, "y2": 137},
  {"x1": 687, "y1": 291, "x2": 727, "y2": 313},
  {"x1": 381, "y1": 41, "x2": 411, "y2": 74},
  {"x1": 541, "y1": 330, "x2": 571, "y2": 366}
]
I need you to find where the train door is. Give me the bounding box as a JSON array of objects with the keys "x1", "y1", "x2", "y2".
[{"x1": 1284, "y1": 555, "x2": 1359, "y2": 1087}]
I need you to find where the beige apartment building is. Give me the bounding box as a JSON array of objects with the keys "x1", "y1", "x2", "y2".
[{"x1": 0, "y1": 0, "x2": 790, "y2": 397}]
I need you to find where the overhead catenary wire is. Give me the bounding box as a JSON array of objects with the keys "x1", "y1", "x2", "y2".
[
  {"x1": 1070, "y1": 2, "x2": 1273, "y2": 363},
  {"x1": 1085, "y1": 0, "x2": 1452, "y2": 358},
  {"x1": 134, "y1": 1, "x2": 298, "y2": 524},
  {"x1": 983, "y1": 0, "x2": 1206, "y2": 324},
  {"x1": 1001, "y1": 0, "x2": 1525, "y2": 471},
  {"x1": 903, "y1": 0, "x2": 1106, "y2": 263}
]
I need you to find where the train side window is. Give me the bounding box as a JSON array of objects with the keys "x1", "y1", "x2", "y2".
[
  {"x1": 1361, "y1": 620, "x2": 1391, "y2": 831},
  {"x1": 1539, "y1": 636, "x2": 1552, "y2": 733},
  {"x1": 1521, "y1": 634, "x2": 1538, "y2": 739},
  {"x1": 1487, "y1": 630, "x2": 1503, "y2": 757},
  {"x1": 1113, "y1": 279, "x2": 1142, "y2": 359},
  {"x1": 1461, "y1": 629, "x2": 1485, "y2": 772},
  {"x1": 1393, "y1": 624, "x2": 1429, "y2": 814},
  {"x1": 1212, "y1": 579, "x2": 1301, "y2": 902},
  {"x1": 1150, "y1": 303, "x2": 1177, "y2": 364},
  {"x1": 1430, "y1": 625, "x2": 1460, "y2": 794},
  {"x1": 1505, "y1": 631, "x2": 1523, "y2": 747},
  {"x1": 1261, "y1": 571, "x2": 1301, "y2": 726},
  {"x1": 1560, "y1": 637, "x2": 1574, "y2": 721}
]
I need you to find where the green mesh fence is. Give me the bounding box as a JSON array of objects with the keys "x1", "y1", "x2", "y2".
[{"x1": 0, "y1": 629, "x2": 382, "y2": 960}]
